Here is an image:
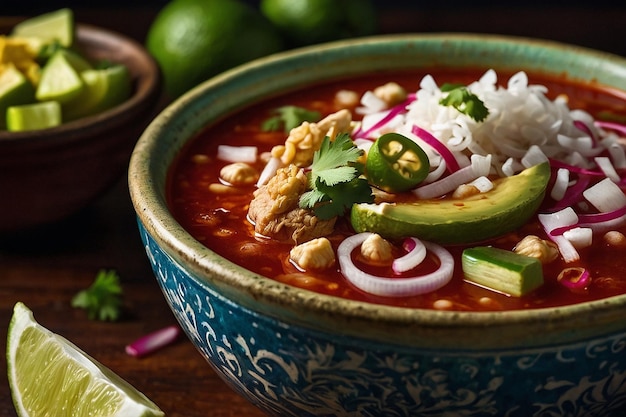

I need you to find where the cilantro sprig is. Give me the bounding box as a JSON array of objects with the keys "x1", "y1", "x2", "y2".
[
  {"x1": 439, "y1": 83, "x2": 489, "y2": 122},
  {"x1": 71, "y1": 269, "x2": 123, "y2": 321},
  {"x1": 261, "y1": 105, "x2": 321, "y2": 133},
  {"x1": 299, "y1": 133, "x2": 374, "y2": 219}
]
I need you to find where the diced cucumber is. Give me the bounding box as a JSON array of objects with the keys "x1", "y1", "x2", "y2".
[{"x1": 461, "y1": 246, "x2": 544, "y2": 297}]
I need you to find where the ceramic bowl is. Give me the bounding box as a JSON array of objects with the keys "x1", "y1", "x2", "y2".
[
  {"x1": 0, "y1": 23, "x2": 161, "y2": 233},
  {"x1": 129, "y1": 34, "x2": 626, "y2": 416}
]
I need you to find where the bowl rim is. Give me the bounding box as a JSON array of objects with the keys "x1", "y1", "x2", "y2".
[
  {"x1": 130, "y1": 33, "x2": 626, "y2": 348},
  {"x1": 0, "y1": 23, "x2": 161, "y2": 145}
]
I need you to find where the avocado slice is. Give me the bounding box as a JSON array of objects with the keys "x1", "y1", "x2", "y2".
[{"x1": 351, "y1": 162, "x2": 551, "y2": 245}]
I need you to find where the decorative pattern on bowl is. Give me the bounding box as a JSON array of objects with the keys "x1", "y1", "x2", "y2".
[{"x1": 140, "y1": 222, "x2": 626, "y2": 417}]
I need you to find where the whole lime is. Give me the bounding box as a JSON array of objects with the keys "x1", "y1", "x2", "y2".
[
  {"x1": 260, "y1": 0, "x2": 378, "y2": 47},
  {"x1": 146, "y1": 0, "x2": 284, "y2": 98}
]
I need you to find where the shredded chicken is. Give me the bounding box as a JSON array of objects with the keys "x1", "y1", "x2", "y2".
[
  {"x1": 289, "y1": 237, "x2": 335, "y2": 271},
  {"x1": 271, "y1": 109, "x2": 353, "y2": 167},
  {"x1": 248, "y1": 165, "x2": 336, "y2": 243},
  {"x1": 513, "y1": 235, "x2": 559, "y2": 264}
]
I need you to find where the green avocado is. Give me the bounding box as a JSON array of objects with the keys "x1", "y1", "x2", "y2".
[{"x1": 350, "y1": 162, "x2": 551, "y2": 245}]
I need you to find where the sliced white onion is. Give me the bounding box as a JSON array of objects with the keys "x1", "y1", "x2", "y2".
[
  {"x1": 413, "y1": 164, "x2": 477, "y2": 199},
  {"x1": 217, "y1": 145, "x2": 257, "y2": 163},
  {"x1": 538, "y1": 207, "x2": 580, "y2": 263},
  {"x1": 594, "y1": 156, "x2": 621, "y2": 183},
  {"x1": 470, "y1": 153, "x2": 492, "y2": 176},
  {"x1": 337, "y1": 233, "x2": 454, "y2": 297},
  {"x1": 563, "y1": 227, "x2": 593, "y2": 249},
  {"x1": 357, "y1": 90, "x2": 387, "y2": 114},
  {"x1": 413, "y1": 154, "x2": 490, "y2": 199},
  {"x1": 550, "y1": 168, "x2": 570, "y2": 201},
  {"x1": 521, "y1": 145, "x2": 549, "y2": 168},
  {"x1": 607, "y1": 142, "x2": 626, "y2": 169},
  {"x1": 468, "y1": 176, "x2": 494, "y2": 193},
  {"x1": 256, "y1": 156, "x2": 283, "y2": 187},
  {"x1": 501, "y1": 157, "x2": 523, "y2": 177},
  {"x1": 583, "y1": 177, "x2": 626, "y2": 212},
  {"x1": 422, "y1": 159, "x2": 447, "y2": 184},
  {"x1": 392, "y1": 237, "x2": 427, "y2": 273}
]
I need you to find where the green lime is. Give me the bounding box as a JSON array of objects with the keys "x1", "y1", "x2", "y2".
[
  {"x1": 260, "y1": 0, "x2": 378, "y2": 47},
  {"x1": 11, "y1": 8, "x2": 74, "y2": 48},
  {"x1": 146, "y1": 0, "x2": 284, "y2": 98},
  {"x1": 0, "y1": 64, "x2": 35, "y2": 129},
  {"x1": 366, "y1": 133, "x2": 430, "y2": 193},
  {"x1": 35, "y1": 49, "x2": 92, "y2": 104},
  {"x1": 6, "y1": 100, "x2": 61, "y2": 131},
  {"x1": 7, "y1": 302, "x2": 165, "y2": 417},
  {"x1": 63, "y1": 64, "x2": 132, "y2": 121}
]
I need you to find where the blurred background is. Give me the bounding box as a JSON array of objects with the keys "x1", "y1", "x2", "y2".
[
  {"x1": 2, "y1": 1, "x2": 625, "y2": 57},
  {"x1": 2, "y1": 2, "x2": 624, "y2": 54}
]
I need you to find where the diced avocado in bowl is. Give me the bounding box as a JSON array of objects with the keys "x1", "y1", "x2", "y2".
[{"x1": 0, "y1": 8, "x2": 132, "y2": 131}]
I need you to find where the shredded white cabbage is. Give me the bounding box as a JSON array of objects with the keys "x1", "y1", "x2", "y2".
[{"x1": 358, "y1": 69, "x2": 603, "y2": 178}]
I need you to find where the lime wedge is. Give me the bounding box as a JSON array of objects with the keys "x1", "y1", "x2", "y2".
[
  {"x1": 0, "y1": 64, "x2": 35, "y2": 129},
  {"x1": 35, "y1": 49, "x2": 92, "y2": 104},
  {"x1": 7, "y1": 302, "x2": 165, "y2": 417},
  {"x1": 6, "y1": 101, "x2": 61, "y2": 131},
  {"x1": 63, "y1": 64, "x2": 132, "y2": 121},
  {"x1": 11, "y1": 8, "x2": 75, "y2": 48}
]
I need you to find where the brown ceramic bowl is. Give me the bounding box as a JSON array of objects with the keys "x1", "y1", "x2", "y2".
[{"x1": 0, "y1": 23, "x2": 161, "y2": 233}]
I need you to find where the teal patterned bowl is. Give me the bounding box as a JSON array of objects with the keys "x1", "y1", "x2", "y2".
[{"x1": 129, "y1": 34, "x2": 626, "y2": 416}]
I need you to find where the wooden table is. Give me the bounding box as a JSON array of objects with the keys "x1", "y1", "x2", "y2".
[{"x1": 2, "y1": 4, "x2": 626, "y2": 417}]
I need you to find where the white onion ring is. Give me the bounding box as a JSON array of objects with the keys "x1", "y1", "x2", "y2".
[
  {"x1": 337, "y1": 233, "x2": 454, "y2": 297},
  {"x1": 392, "y1": 237, "x2": 426, "y2": 273}
]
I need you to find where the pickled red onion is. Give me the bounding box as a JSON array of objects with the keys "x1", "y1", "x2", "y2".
[
  {"x1": 557, "y1": 267, "x2": 590, "y2": 290},
  {"x1": 354, "y1": 95, "x2": 416, "y2": 139},
  {"x1": 126, "y1": 325, "x2": 182, "y2": 358},
  {"x1": 412, "y1": 124, "x2": 461, "y2": 173}
]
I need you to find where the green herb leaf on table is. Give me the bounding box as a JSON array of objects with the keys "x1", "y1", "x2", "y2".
[
  {"x1": 261, "y1": 105, "x2": 321, "y2": 133},
  {"x1": 439, "y1": 83, "x2": 489, "y2": 122},
  {"x1": 71, "y1": 269, "x2": 123, "y2": 321},
  {"x1": 300, "y1": 133, "x2": 374, "y2": 220}
]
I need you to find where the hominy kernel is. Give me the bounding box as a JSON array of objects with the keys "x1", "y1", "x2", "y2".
[
  {"x1": 191, "y1": 154, "x2": 211, "y2": 164},
  {"x1": 604, "y1": 231, "x2": 626, "y2": 247},
  {"x1": 433, "y1": 299, "x2": 454, "y2": 310},
  {"x1": 334, "y1": 89, "x2": 359, "y2": 108}
]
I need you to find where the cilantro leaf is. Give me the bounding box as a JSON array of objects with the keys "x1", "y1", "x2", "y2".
[
  {"x1": 299, "y1": 133, "x2": 374, "y2": 219},
  {"x1": 439, "y1": 83, "x2": 489, "y2": 122},
  {"x1": 299, "y1": 187, "x2": 328, "y2": 209},
  {"x1": 261, "y1": 106, "x2": 321, "y2": 133},
  {"x1": 71, "y1": 269, "x2": 123, "y2": 321},
  {"x1": 308, "y1": 133, "x2": 363, "y2": 186},
  {"x1": 310, "y1": 177, "x2": 374, "y2": 220}
]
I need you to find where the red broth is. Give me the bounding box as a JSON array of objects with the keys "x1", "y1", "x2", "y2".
[{"x1": 168, "y1": 69, "x2": 626, "y2": 312}]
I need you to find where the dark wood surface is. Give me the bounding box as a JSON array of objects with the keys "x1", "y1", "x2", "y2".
[{"x1": 2, "y1": 5, "x2": 626, "y2": 417}]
